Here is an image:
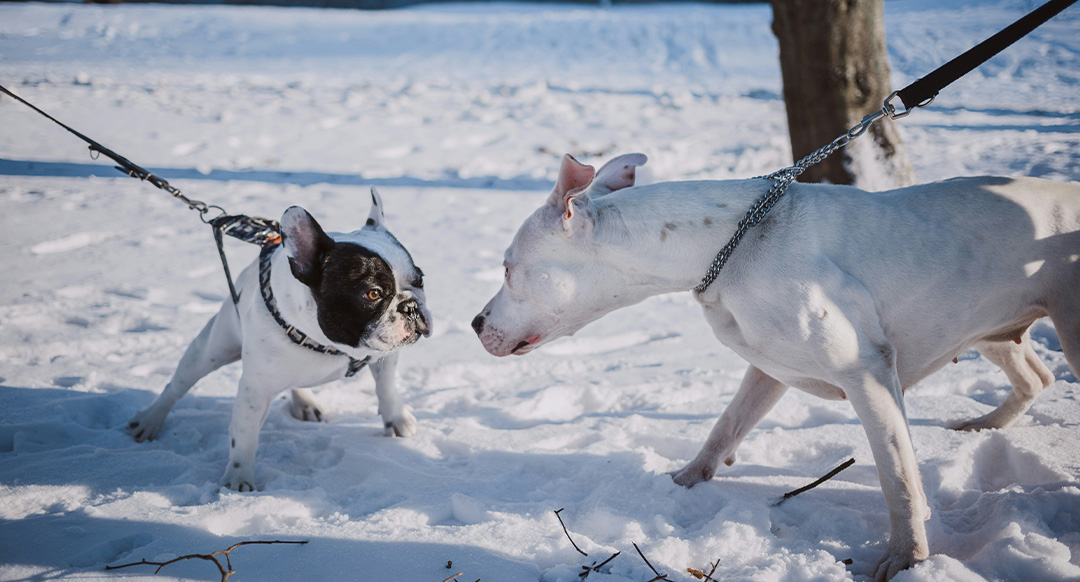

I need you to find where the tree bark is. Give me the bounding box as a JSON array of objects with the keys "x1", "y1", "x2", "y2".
[{"x1": 770, "y1": 0, "x2": 914, "y2": 189}]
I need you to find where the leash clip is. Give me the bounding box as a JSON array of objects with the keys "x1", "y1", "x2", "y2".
[{"x1": 883, "y1": 90, "x2": 934, "y2": 120}]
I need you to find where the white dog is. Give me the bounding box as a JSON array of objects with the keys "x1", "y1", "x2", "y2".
[
  {"x1": 472, "y1": 153, "x2": 1080, "y2": 580},
  {"x1": 129, "y1": 189, "x2": 431, "y2": 492}
]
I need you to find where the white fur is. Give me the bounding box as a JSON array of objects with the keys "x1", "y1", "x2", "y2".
[
  {"x1": 129, "y1": 195, "x2": 426, "y2": 492},
  {"x1": 474, "y1": 154, "x2": 1080, "y2": 581}
]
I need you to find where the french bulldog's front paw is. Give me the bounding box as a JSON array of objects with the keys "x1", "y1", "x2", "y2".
[
  {"x1": 126, "y1": 409, "x2": 166, "y2": 442},
  {"x1": 220, "y1": 464, "x2": 256, "y2": 492},
  {"x1": 383, "y1": 409, "x2": 418, "y2": 437}
]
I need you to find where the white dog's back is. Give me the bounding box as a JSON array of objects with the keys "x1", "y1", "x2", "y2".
[{"x1": 751, "y1": 176, "x2": 1080, "y2": 388}]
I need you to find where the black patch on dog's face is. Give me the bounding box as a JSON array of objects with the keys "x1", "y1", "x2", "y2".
[{"x1": 309, "y1": 242, "x2": 396, "y2": 347}]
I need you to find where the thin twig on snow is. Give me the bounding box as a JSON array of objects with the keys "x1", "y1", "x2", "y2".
[
  {"x1": 632, "y1": 542, "x2": 669, "y2": 581},
  {"x1": 773, "y1": 457, "x2": 856, "y2": 506},
  {"x1": 105, "y1": 540, "x2": 308, "y2": 582},
  {"x1": 555, "y1": 508, "x2": 589, "y2": 557}
]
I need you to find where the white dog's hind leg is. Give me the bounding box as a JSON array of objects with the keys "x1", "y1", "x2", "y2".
[
  {"x1": 289, "y1": 388, "x2": 326, "y2": 422},
  {"x1": 128, "y1": 305, "x2": 242, "y2": 442},
  {"x1": 951, "y1": 333, "x2": 1054, "y2": 431},
  {"x1": 370, "y1": 352, "x2": 418, "y2": 437},
  {"x1": 1050, "y1": 303, "x2": 1080, "y2": 384},
  {"x1": 844, "y1": 347, "x2": 930, "y2": 582},
  {"x1": 673, "y1": 366, "x2": 788, "y2": 487}
]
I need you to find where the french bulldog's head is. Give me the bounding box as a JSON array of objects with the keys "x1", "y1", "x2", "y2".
[{"x1": 280, "y1": 188, "x2": 431, "y2": 353}]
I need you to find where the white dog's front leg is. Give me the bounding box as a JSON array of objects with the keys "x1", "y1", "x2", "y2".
[
  {"x1": 673, "y1": 366, "x2": 788, "y2": 487},
  {"x1": 370, "y1": 353, "x2": 417, "y2": 437},
  {"x1": 220, "y1": 377, "x2": 278, "y2": 492},
  {"x1": 844, "y1": 360, "x2": 930, "y2": 582}
]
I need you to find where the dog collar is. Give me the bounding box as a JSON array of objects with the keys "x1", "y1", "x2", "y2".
[{"x1": 259, "y1": 243, "x2": 369, "y2": 377}]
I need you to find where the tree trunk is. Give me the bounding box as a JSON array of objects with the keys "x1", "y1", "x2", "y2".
[{"x1": 770, "y1": 0, "x2": 914, "y2": 190}]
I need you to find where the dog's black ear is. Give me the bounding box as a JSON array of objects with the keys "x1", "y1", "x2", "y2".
[{"x1": 281, "y1": 206, "x2": 335, "y2": 288}]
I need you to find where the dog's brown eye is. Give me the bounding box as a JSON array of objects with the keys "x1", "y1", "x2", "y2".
[{"x1": 366, "y1": 289, "x2": 382, "y2": 301}]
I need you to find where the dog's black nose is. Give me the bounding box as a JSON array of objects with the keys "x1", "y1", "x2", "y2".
[{"x1": 471, "y1": 314, "x2": 485, "y2": 335}]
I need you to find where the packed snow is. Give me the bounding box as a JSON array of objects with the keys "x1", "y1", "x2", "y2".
[{"x1": 1, "y1": 1, "x2": 1079, "y2": 580}]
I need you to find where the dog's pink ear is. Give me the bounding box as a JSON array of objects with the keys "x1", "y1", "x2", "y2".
[
  {"x1": 281, "y1": 206, "x2": 335, "y2": 288},
  {"x1": 588, "y1": 153, "x2": 647, "y2": 197},
  {"x1": 547, "y1": 154, "x2": 595, "y2": 221}
]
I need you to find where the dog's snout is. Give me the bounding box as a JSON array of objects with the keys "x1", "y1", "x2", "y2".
[{"x1": 471, "y1": 314, "x2": 486, "y2": 335}]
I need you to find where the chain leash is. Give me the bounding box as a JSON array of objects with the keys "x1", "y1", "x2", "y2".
[
  {"x1": 694, "y1": 94, "x2": 923, "y2": 293},
  {"x1": 694, "y1": 0, "x2": 1078, "y2": 293}
]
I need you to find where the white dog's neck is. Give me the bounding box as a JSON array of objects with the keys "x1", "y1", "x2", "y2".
[{"x1": 591, "y1": 178, "x2": 772, "y2": 296}]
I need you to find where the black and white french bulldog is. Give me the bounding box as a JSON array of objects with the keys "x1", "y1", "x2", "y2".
[{"x1": 128, "y1": 188, "x2": 431, "y2": 491}]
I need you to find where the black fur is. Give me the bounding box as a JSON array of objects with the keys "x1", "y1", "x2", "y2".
[{"x1": 310, "y1": 242, "x2": 396, "y2": 347}]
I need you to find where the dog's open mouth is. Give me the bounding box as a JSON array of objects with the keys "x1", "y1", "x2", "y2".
[{"x1": 511, "y1": 334, "x2": 543, "y2": 355}]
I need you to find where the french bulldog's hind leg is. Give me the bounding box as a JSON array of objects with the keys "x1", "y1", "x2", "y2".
[
  {"x1": 950, "y1": 332, "x2": 1054, "y2": 431},
  {"x1": 289, "y1": 388, "x2": 326, "y2": 422},
  {"x1": 128, "y1": 305, "x2": 242, "y2": 442},
  {"x1": 370, "y1": 353, "x2": 418, "y2": 437},
  {"x1": 672, "y1": 366, "x2": 788, "y2": 487}
]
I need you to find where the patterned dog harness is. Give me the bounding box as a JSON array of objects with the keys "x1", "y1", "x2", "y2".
[{"x1": 259, "y1": 242, "x2": 369, "y2": 377}]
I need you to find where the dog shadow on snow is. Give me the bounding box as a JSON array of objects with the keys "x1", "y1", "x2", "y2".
[
  {"x1": 0, "y1": 382, "x2": 907, "y2": 579},
  {"x1": 0, "y1": 515, "x2": 542, "y2": 582}
]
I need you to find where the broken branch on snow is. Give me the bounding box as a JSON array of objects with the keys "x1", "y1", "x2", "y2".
[
  {"x1": 105, "y1": 540, "x2": 308, "y2": 582},
  {"x1": 773, "y1": 457, "x2": 856, "y2": 506},
  {"x1": 555, "y1": 508, "x2": 589, "y2": 557}
]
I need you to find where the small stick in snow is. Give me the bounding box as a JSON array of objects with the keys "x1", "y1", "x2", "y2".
[
  {"x1": 579, "y1": 551, "x2": 621, "y2": 579},
  {"x1": 442, "y1": 573, "x2": 463, "y2": 582},
  {"x1": 555, "y1": 508, "x2": 589, "y2": 557},
  {"x1": 105, "y1": 540, "x2": 308, "y2": 582},
  {"x1": 772, "y1": 458, "x2": 856, "y2": 507},
  {"x1": 632, "y1": 542, "x2": 669, "y2": 581}
]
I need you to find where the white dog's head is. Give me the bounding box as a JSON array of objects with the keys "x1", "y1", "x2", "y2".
[{"x1": 472, "y1": 153, "x2": 647, "y2": 356}]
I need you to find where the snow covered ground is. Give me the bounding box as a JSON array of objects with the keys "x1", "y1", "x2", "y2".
[{"x1": 1, "y1": 1, "x2": 1079, "y2": 580}]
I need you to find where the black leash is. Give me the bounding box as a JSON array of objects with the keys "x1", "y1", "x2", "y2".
[
  {"x1": 0, "y1": 83, "x2": 372, "y2": 372},
  {"x1": 0, "y1": 82, "x2": 280, "y2": 307},
  {"x1": 0, "y1": 83, "x2": 223, "y2": 218},
  {"x1": 893, "y1": 0, "x2": 1078, "y2": 114},
  {"x1": 696, "y1": 0, "x2": 1077, "y2": 292}
]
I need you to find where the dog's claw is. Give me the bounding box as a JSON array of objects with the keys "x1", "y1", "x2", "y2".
[
  {"x1": 126, "y1": 409, "x2": 166, "y2": 442},
  {"x1": 873, "y1": 552, "x2": 921, "y2": 582},
  {"x1": 290, "y1": 390, "x2": 327, "y2": 423},
  {"x1": 383, "y1": 409, "x2": 418, "y2": 438}
]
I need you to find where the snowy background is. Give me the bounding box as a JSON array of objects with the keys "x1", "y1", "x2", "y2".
[{"x1": 1, "y1": 1, "x2": 1079, "y2": 580}]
